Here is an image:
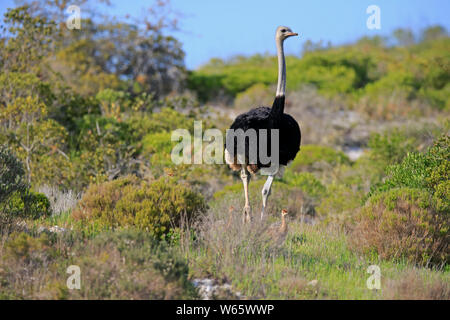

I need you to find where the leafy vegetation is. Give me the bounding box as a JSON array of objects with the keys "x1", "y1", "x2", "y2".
[
  {"x1": 350, "y1": 187, "x2": 448, "y2": 265},
  {"x1": 0, "y1": 230, "x2": 197, "y2": 299},
  {"x1": 189, "y1": 31, "x2": 450, "y2": 120},
  {"x1": 7, "y1": 191, "x2": 51, "y2": 219},
  {"x1": 73, "y1": 175, "x2": 206, "y2": 238},
  {"x1": 289, "y1": 145, "x2": 350, "y2": 173},
  {"x1": 0, "y1": 146, "x2": 27, "y2": 204},
  {"x1": 371, "y1": 134, "x2": 449, "y2": 212},
  {"x1": 0, "y1": 0, "x2": 448, "y2": 300}
]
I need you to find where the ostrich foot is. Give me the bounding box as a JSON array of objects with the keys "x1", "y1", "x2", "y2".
[{"x1": 242, "y1": 205, "x2": 252, "y2": 223}]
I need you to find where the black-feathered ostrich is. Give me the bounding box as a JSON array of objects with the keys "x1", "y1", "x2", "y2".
[{"x1": 225, "y1": 26, "x2": 301, "y2": 223}]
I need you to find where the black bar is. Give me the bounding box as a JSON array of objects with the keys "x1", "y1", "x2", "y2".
[{"x1": 0, "y1": 300, "x2": 447, "y2": 318}]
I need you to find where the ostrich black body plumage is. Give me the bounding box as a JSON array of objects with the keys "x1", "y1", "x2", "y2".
[{"x1": 226, "y1": 96, "x2": 301, "y2": 171}]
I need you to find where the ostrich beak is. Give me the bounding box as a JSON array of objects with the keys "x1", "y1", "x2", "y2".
[{"x1": 286, "y1": 32, "x2": 298, "y2": 37}]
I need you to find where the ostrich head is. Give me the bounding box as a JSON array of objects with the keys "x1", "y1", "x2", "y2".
[
  {"x1": 275, "y1": 26, "x2": 298, "y2": 41},
  {"x1": 281, "y1": 209, "x2": 288, "y2": 217},
  {"x1": 274, "y1": 26, "x2": 297, "y2": 98}
]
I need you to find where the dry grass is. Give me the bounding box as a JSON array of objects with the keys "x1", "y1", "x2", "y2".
[
  {"x1": 284, "y1": 86, "x2": 355, "y2": 146},
  {"x1": 348, "y1": 188, "x2": 449, "y2": 266},
  {"x1": 233, "y1": 83, "x2": 274, "y2": 113},
  {"x1": 356, "y1": 91, "x2": 436, "y2": 121},
  {"x1": 37, "y1": 185, "x2": 81, "y2": 216},
  {"x1": 0, "y1": 229, "x2": 197, "y2": 299},
  {"x1": 177, "y1": 193, "x2": 450, "y2": 300},
  {"x1": 190, "y1": 195, "x2": 286, "y2": 259},
  {"x1": 383, "y1": 269, "x2": 450, "y2": 300},
  {"x1": 1, "y1": 204, "x2": 448, "y2": 300},
  {"x1": 178, "y1": 195, "x2": 298, "y2": 298}
]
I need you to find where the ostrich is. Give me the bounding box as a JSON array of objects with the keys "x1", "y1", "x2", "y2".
[
  {"x1": 213, "y1": 205, "x2": 235, "y2": 229},
  {"x1": 266, "y1": 209, "x2": 289, "y2": 246},
  {"x1": 225, "y1": 26, "x2": 301, "y2": 222}
]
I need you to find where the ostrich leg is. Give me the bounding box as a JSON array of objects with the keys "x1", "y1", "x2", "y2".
[
  {"x1": 240, "y1": 168, "x2": 252, "y2": 223},
  {"x1": 261, "y1": 175, "x2": 274, "y2": 220}
]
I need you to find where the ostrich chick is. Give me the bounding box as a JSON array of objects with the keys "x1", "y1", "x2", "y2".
[
  {"x1": 214, "y1": 205, "x2": 235, "y2": 229},
  {"x1": 266, "y1": 209, "x2": 289, "y2": 245}
]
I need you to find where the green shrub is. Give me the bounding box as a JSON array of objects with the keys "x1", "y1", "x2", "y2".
[
  {"x1": 349, "y1": 187, "x2": 448, "y2": 265},
  {"x1": 234, "y1": 83, "x2": 273, "y2": 111},
  {"x1": 290, "y1": 145, "x2": 350, "y2": 173},
  {"x1": 284, "y1": 172, "x2": 326, "y2": 199},
  {"x1": 0, "y1": 145, "x2": 27, "y2": 205},
  {"x1": 73, "y1": 230, "x2": 197, "y2": 299},
  {"x1": 2, "y1": 232, "x2": 55, "y2": 263},
  {"x1": 71, "y1": 114, "x2": 141, "y2": 187},
  {"x1": 0, "y1": 146, "x2": 50, "y2": 219},
  {"x1": 423, "y1": 135, "x2": 449, "y2": 213},
  {"x1": 73, "y1": 175, "x2": 206, "y2": 238},
  {"x1": 363, "y1": 71, "x2": 418, "y2": 99},
  {"x1": 7, "y1": 191, "x2": 51, "y2": 219},
  {"x1": 0, "y1": 230, "x2": 197, "y2": 299},
  {"x1": 316, "y1": 182, "x2": 363, "y2": 219},
  {"x1": 368, "y1": 130, "x2": 417, "y2": 166},
  {"x1": 126, "y1": 108, "x2": 195, "y2": 139},
  {"x1": 95, "y1": 89, "x2": 130, "y2": 117},
  {"x1": 187, "y1": 72, "x2": 226, "y2": 102},
  {"x1": 371, "y1": 134, "x2": 449, "y2": 212},
  {"x1": 142, "y1": 131, "x2": 175, "y2": 168}
]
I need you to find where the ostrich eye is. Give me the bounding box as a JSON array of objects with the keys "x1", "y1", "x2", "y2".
[{"x1": 281, "y1": 29, "x2": 286, "y2": 33}]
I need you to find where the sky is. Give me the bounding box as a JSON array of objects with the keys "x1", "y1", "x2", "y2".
[{"x1": 1, "y1": 0, "x2": 449, "y2": 69}]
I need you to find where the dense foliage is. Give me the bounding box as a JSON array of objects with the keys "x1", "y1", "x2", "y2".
[
  {"x1": 73, "y1": 175, "x2": 206, "y2": 238},
  {"x1": 370, "y1": 134, "x2": 449, "y2": 211},
  {"x1": 189, "y1": 30, "x2": 450, "y2": 120},
  {"x1": 0, "y1": 146, "x2": 27, "y2": 204},
  {"x1": 350, "y1": 187, "x2": 448, "y2": 265},
  {"x1": 0, "y1": 0, "x2": 448, "y2": 300},
  {"x1": 0, "y1": 230, "x2": 196, "y2": 299}
]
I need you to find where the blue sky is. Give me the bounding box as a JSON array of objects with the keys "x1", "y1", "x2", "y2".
[{"x1": 1, "y1": 0, "x2": 449, "y2": 69}]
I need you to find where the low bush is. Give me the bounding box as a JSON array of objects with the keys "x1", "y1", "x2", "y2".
[
  {"x1": 368, "y1": 130, "x2": 417, "y2": 166},
  {"x1": 142, "y1": 131, "x2": 175, "y2": 168},
  {"x1": 290, "y1": 145, "x2": 350, "y2": 173},
  {"x1": 7, "y1": 191, "x2": 51, "y2": 219},
  {"x1": 349, "y1": 187, "x2": 448, "y2": 265},
  {"x1": 67, "y1": 230, "x2": 197, "y2": 299},
  {"x1": 316, "y1": 182, "x2": 364, "y2": 219},
  {"x1": 233, "y1": 83, "x2": 273, "y2": 111},
  {"x1": 370, "y1": 134, "x2": 449, "y2": 212},
  {"x1": 284, "y1": 172, "x2": 326, "y2": 200},
  {"x1": 383, "y1": 269, "x2": 450, "y2": 300},
  {"x1": 73, "y1": 175, "x2": 206, "y2": 238},
  {"x1": 0, "y1": 145, "x2": 27, "y2": 205},
  {"x1": 0, "y1": 146, "x2": 51, "y2": 218},
  {"x1": 2, "y1": 232, "x2": 55, "y2": 264},
  {"x1": 0, "y1": 230, "x2": 197, "y2": 299},
  {"x1": 126, "y1": 107, "x2": 195, "y2": 140}
]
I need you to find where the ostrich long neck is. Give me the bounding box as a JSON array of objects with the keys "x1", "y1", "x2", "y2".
[
  {"x1": 271, "y1": 38, "x2": 286, "y2": 115},
  {"x1": 279, "y1": 214, "x2": 287, "y2": 233},
  {"x1": 275, "y1": 38, "x2": 286, "y2": 97}
]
